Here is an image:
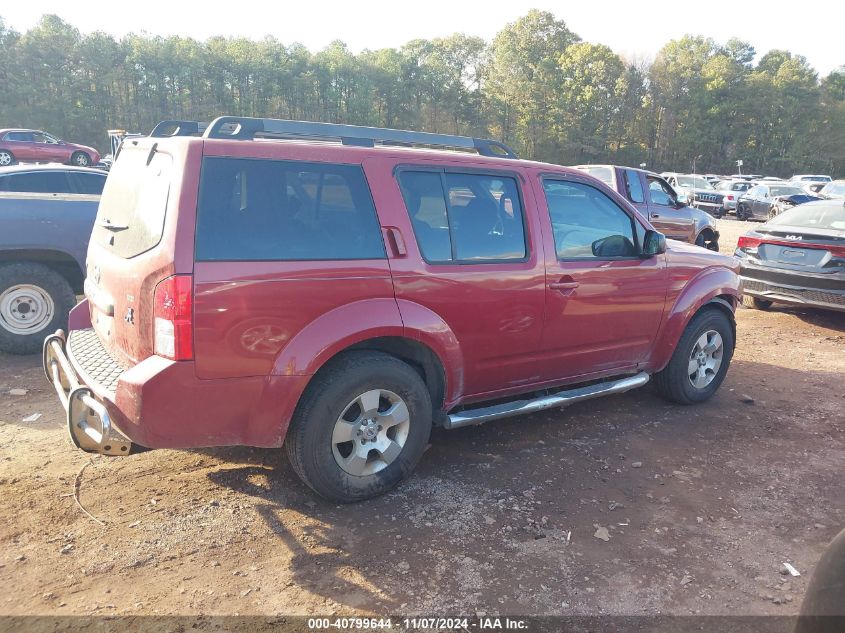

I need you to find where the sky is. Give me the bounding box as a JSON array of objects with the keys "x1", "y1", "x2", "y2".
[{"x1": 2, "y1": 0, "x2": 843, "y2": 76}]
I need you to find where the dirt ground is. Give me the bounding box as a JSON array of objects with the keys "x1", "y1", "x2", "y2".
[{"x1": 0, "y1": 217, "x2": 843, "y2": 618}]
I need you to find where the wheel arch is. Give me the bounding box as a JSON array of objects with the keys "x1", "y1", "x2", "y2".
[
  {"x1": 0, "y1": 249, "x2": 84, "y2": 294},
  {"x1": 649, "y1": 268, "x2": 740, "y2": 373}
]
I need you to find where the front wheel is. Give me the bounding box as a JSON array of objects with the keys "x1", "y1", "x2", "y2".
[
  {"x1": 285, "y1": 351, "x2": 433, "y2": 502},
  {"x1": 653, "y1": 308, "x2": 735, "y2": 405}
]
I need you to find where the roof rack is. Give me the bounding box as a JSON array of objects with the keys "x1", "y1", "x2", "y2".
[
  {"x1": 149, "y1": 120, "x2": 208, "y2": 137},
  {"x1": 149, "y1": 116, "x2": 518, "y2": 159}
]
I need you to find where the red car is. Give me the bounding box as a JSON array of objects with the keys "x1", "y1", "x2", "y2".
[
  {"x1": 43, "y1": 117, "x2": 741, "y2": 502},
  {"x1": 0, "y1": 129, "x2": 100, "y2": 167}
]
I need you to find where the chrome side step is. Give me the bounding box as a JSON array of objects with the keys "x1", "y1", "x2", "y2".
[{"x1": 444, "y1": 372, "x2": 650, "y2": 430}]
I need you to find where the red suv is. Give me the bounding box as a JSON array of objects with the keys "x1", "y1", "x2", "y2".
[
  {"x1": 0, "y1": 129, "x2": 101, "y2": 167},
  {"x1": 44, "y1": 117, "x2": 741, "y2": 502}
]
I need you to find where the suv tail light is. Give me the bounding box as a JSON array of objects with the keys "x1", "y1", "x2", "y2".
[
  {"x1": 154, "y1": 274, "x2": 193, "y2": 360},
  {"x1": 737, "y1": 235, "x2": 762, "y2": 254}
]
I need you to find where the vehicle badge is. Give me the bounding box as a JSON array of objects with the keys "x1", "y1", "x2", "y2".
[
  {"x1": 784, "y1": 235, "x2": 802, "y2": 241},
  {"x1": 124, "y1": 307, "x2": 134, "y2": 325}
]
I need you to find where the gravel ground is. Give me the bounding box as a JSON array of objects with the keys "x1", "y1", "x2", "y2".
[{"x1": 0, "y1": 216, "x2": 842, "y2": 618}]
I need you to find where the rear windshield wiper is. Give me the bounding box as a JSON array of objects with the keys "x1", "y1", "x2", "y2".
[{"x1": 98, "y1": 219, "x2": 129, "y2": 232}]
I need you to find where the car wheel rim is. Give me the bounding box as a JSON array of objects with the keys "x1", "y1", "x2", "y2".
[
  {"x1": 0, "y1": 153, "x2": 11, "y2": 166},
  {"x1": 331, "y1": 388, "x2": 410, "y2": 477},
  {"x1": 0, "y1": 284, "x2": 55, "y2": 335},
  {"x1": 75, "y1": 154, "x2": 88, "y2": 166},
  {"x1": 687, "y1": 329, "x2": 723, "y2": 389}
]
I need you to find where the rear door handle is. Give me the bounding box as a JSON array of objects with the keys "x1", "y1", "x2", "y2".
[
  {"x1": 650, "y1": 213, "x2": 660, "y2": 218},
  {"x1": 549, "y1": 279, "x2": 580, "y2": 292},
  {"x1": 383, "y1": 226, "x2": 407, "y2": 257}
]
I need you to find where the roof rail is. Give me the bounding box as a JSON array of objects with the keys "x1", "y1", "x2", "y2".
[
  {"x1": 192, "y1": 116, "x2": 518, "y2": 159},
  {"x1": 149, "y1": 120, "x2": 208, "y2": 138}
]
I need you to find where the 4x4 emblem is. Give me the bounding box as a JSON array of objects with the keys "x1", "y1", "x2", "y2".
[{"x1": 124, "y1": 307, "x2": 134, "y2": 325}]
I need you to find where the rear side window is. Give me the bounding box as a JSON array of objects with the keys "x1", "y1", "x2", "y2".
[
  {"x1": 397, "y1": 170, "x2": 527, "y2": 263},
  {"x1": 4, "y1": 131, "x2": 33, "y2": 142},
  {"x1": 6, "y1": 171, "x2": 73, "y2": 194},
  {"x1": 195, "y1": 158, "x2": 384, "y2": 261},
  {"x1": 624, "y1": 170, "x2": 645, "y2": 203},
  {"x1": 69, "y1": 172, "x2": 107, "y2": 195},
  {"x1": 93, "y1": 146, "x2": 172, "y2": 258}
]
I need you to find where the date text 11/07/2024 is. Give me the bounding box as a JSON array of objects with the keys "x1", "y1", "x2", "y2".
[{"x1": 307, "y1": 617, "x2": 529, "y2": 630}]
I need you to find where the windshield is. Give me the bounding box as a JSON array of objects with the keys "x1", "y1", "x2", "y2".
[
  {"x1": 770, "y1": 186, "x2": 804, "y2": 197},
  {"x1": 796, "y1": 176, "x2": 831, "y2": 182},
  {"x1": 768, "y1": 203, "x2": 845, "y2": 231},
  {"x1": 677, "y1": 176, "x2": 713, "y2": 190},
  {"x1": 92, "y1": 145, "x2": 172, "y2": 258},
  {"x1": 822, "y1": 183, "x2": 845, "y2": 196},
  {"x1": 578, "y1": 166, "x2": 613, "y2": 186}
]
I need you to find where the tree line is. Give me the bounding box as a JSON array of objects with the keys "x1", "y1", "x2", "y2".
[{"x1": 1, "y1": 11, "x2": 843, "y2": 176}]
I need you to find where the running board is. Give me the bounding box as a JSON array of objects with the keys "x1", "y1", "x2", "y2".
[{"x1": 444, "y1": 372, "x2": 650, "y2": 430}]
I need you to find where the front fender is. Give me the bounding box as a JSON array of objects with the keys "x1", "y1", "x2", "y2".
[{"x1": 649, "y1": 266, "x2": 740, "y2": 372}]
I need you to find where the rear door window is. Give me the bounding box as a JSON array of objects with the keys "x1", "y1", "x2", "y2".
[
  {"x1": 69, "y1": 171, "x2": 107, "y2": 195},
  {"x1": 5, "y1": 171, "x2": 73, "y2": 194},
  {"x1": 397, "y1": 170, "x2": 527, "y2": 263},
  {"x1": 195, "y1": 158, "x2": 384, "y2": 261},
  {"x1": 92, "y1": 146, "x2": 173, "y2": 258}
]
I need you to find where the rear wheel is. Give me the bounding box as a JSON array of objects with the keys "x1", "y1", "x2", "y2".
[
  {"x1": 0, "y1": 150, "x2": 14, "y2": 166},
  {"x1": 0, "y1": 263, "x2": 76, "y2": 355},
  {"x1": 736, "y1": 204, "x2": 747, "y2": 221},
  {"x1": 742, "y1": 295, "x2": 773, "y2": 310},
  {"x1": 285, "y1": 351, "x2": 433, "y2": 502},
  {"x1": 654, "y1": 308, "x2": 734, "y2": 405},
  {"x1": 70, "y1": 151, "x2": 91, "y2": 167}
]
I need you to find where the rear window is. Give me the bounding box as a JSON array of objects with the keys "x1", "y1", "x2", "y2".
[
  {"x1": 195, "y1": 158, "x2": 384, "y2": 261},
  {"x1": 93, "y1": 145, "x2": 172, "y2": 258},
  {"x1": 70, "y1": 171, "x2": 107, "y2": 195},
  {"x1": 768, "y1": 203, "x2": 845, "y2": 231}
]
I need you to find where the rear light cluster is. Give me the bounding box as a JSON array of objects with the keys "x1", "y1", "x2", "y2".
[
  {"x1": 727, "y1": 195, "x2": 734, "y2": 201},
  {"x1": 153, "y1": 274, "x2": 193, "y2": 360},
  {"x1": 737, "y1": 235, "x2": 761, "y2": 253}
]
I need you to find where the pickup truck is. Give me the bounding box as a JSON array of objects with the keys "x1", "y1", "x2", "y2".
[
  {"x1": 43, "y1": 117, "x2": 741, "y2": 502},
  {"x1": 0, "y1": 165, "x2": 106, "y2": 353},
  {"x1": 574, "y1": 165, "x2": 720, "y2": 251}
]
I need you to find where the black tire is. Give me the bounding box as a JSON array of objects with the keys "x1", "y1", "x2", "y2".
[
  {"x1": 0, "y1": 263, "x2": 76, "y2": 355},
  {"x1": 70, "y1": 151, "x2": 91, "y2": 167},
  {"x1": 653, "y1": 307, "x2": 735, "y2": 405},
  {"x1": 0, "y1": 150, "x2": 15, "y2": 166},
  {"x1": 285, "y1": 351, "x2": 433, "y2": 502},
  {"x1": 742, "y1": 294, "x2": 773, "y2": 310},
  {"x1": 736, "y1": 204, "x2": 747, "y2": 221}
]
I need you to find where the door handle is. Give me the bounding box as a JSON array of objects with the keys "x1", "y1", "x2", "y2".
[
  {"x1": 549, "y1": 278, "x2": 579, "y2": 292},
  {"x1": 382, "y1": 226, "x2": 406, "y2": 257},
  {"x1": 651, "y1": 212, "x2": 660, "y2": 218}
]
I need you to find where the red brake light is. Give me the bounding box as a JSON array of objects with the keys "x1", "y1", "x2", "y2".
[
  {"x1": 153, "y1": 274, "x2": 193, "y2": 360},
  {"x1": 737, "y1": 235, "x2": 762, "y2": 252},
  {"x1": 727, "y1": 195, "x2": 734, "y2": 201}
]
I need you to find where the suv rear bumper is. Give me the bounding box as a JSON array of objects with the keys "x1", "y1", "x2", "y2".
[
  {"x1": 42, "y1": 301, "x2": 312, "y2": 451},
  {"x1": 43, "y1": 330, "x2": 133, "y2": 455}
]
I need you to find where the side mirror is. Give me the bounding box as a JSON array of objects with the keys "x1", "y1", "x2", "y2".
[{"x1": 642, "y1": 230, "x2": 667, "y2": 257}]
